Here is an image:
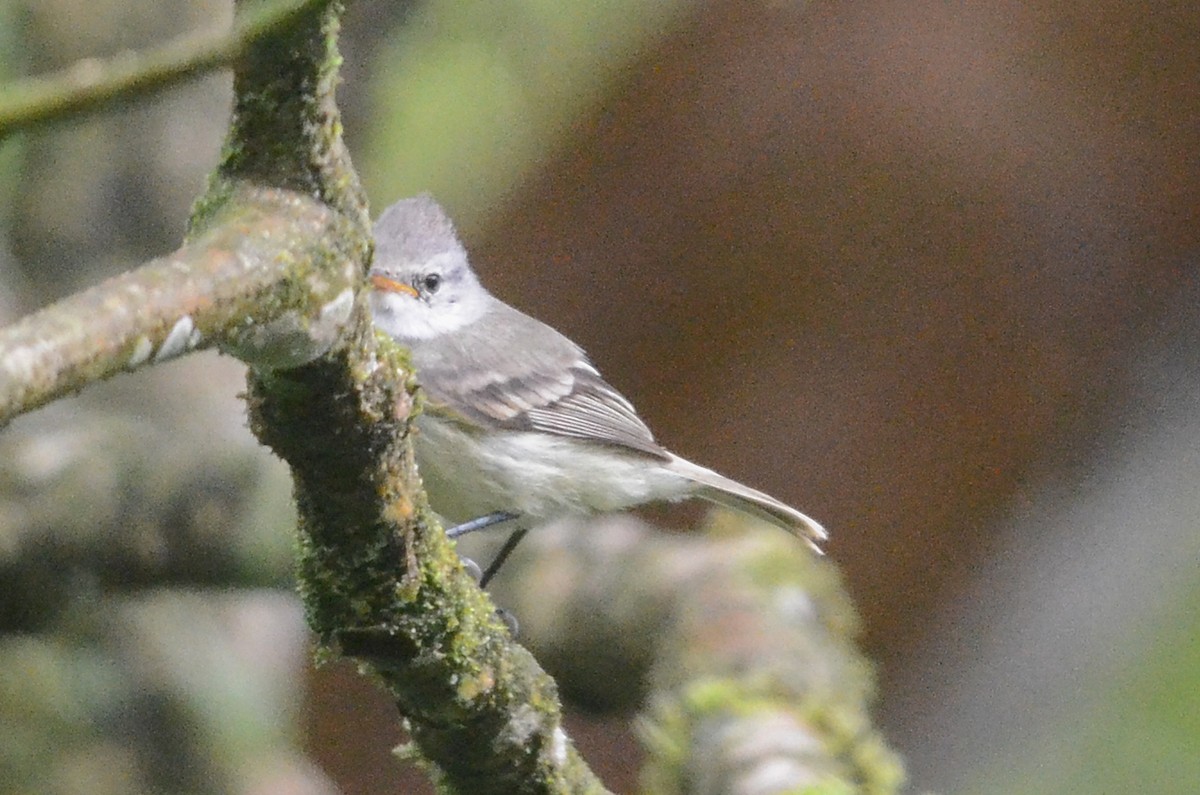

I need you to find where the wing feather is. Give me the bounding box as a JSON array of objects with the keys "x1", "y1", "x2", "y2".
[{"x1": 411, "y1": 303, "x2": 669, "y2": 459}]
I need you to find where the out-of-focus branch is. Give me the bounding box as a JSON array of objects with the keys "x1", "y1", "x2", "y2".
[
  {"x1": 0, "y1": 408, "x2": 294, "y2": 632},
  {"x1": 0, "y1": 0, "x2": 327, "y2": 140},
  {"x1": 0, "y1": 187, "x2": 358, "y2": 426},
  {"x1": 492, "y1": 514, "x2": 906, "y2": 794}
]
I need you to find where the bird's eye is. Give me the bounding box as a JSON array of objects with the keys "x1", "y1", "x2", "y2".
[{"x1": 420, "y1": 273, "x2": 442, "y2": 294}]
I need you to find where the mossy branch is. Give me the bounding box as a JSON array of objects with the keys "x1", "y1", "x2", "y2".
[
  {"x1": 245, "y1": 337, "x2": 609, "y2": 793},
  {"x1": 0, "y1": 187, "x2": 357, "y2": 426},
  {"x1": 210, "y1": 3, "x2": 607, "y2": 789}
]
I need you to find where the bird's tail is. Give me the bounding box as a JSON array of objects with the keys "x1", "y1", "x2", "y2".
[{"x1": 667, "y1": 455, "x2": 827, "y2": 552}]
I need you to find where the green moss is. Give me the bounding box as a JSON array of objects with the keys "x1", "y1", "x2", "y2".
[
  {"x1": 185, "y1": 175, "x2": 238, "y2": 239},
  {"x1": 640, "y1": 673, "x2": 905, "y2": 795}
]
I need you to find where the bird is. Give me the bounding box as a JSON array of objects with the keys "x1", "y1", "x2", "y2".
[{"x1": 368, "y1": 195, "x2": 825, "y2": 580}]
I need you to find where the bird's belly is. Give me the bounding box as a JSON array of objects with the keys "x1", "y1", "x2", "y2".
[{"x1": 412, "y1": 415, "x2": 691, "y2": 523}]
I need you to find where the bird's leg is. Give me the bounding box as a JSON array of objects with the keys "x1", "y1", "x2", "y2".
[
  {"x1": 445, "y1": 511, "x2": 519, "y2": 539},
  {"x1": 479, "y1": 527, "x2": 530, "y2": 588},
  {"x1": 443, "y1": 511, "x2": 527, "y2": 588}
]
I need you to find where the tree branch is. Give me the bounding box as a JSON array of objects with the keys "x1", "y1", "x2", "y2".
[
  {"x1": 492, "y1": 515, "x2": 907, "y2": 793},
  {"x1": 0, "y1": 187, "x2": 357, "y2": 426},
  {"x1": 0, "y1": 408, "x2": 293, "y2": 633},
  {"x1": 0, "y1": 0, "x2": 327, "y2": 140},
  {"x1": 197, "y1": 1, "x2": 611, "y2": 791}
]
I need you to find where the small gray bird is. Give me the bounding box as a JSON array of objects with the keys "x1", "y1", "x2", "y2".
[{"x1": 369, "y1": 195, "x2": 826, "y2": 563}]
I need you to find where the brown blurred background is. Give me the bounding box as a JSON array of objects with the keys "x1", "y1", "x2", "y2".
[{"x1": 3, "y1": 1, "x2": 1199, "y2": 793}]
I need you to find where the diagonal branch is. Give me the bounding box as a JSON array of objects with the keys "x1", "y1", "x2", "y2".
[
  {"x1": 0, "y1": 187, "x2": 357, "y2": 426},
  {"x1": 0, "y1": 0, "x2": 327, "y2": 140}
]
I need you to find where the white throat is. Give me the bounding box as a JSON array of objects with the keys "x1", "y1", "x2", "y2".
[
  {"x1": 369, "y1": 253, "x2": 493, "y2": 342},
  {"x1": 371, "y1": 291, "x2": 487, "y2": 341}
]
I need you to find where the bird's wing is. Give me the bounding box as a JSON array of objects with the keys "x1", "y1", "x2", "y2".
[{"x1": 412, "y1": 306, "x2": 670, "y2": 460}]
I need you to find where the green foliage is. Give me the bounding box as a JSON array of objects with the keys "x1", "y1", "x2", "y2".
[
  {"x1": 0, "y1": 0, "x2": 26, "y2": 234},
  {"x1": 969, "y1": 571, "x2": 1200, "y2": 795},
  {"x1": 361, "y1": 0, "x2": 689, "y2": 229}
]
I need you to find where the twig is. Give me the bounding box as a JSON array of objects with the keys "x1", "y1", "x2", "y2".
[{"x1": 0, "y1": 0, "x2": 327, "y2": 139}]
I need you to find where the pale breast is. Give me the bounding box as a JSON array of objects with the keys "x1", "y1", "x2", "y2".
[{"x1": 412, "y1": 413, "x2": 694, "y2": 524}]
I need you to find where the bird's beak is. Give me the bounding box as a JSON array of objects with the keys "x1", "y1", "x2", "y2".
[{"x1": 370, "y1": 273, "x2": 419, "y2": 298}]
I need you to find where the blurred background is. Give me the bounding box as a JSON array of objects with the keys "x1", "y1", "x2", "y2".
[{"x1": 2, "y1": 0, "x2": 1199, "y2": 793}]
